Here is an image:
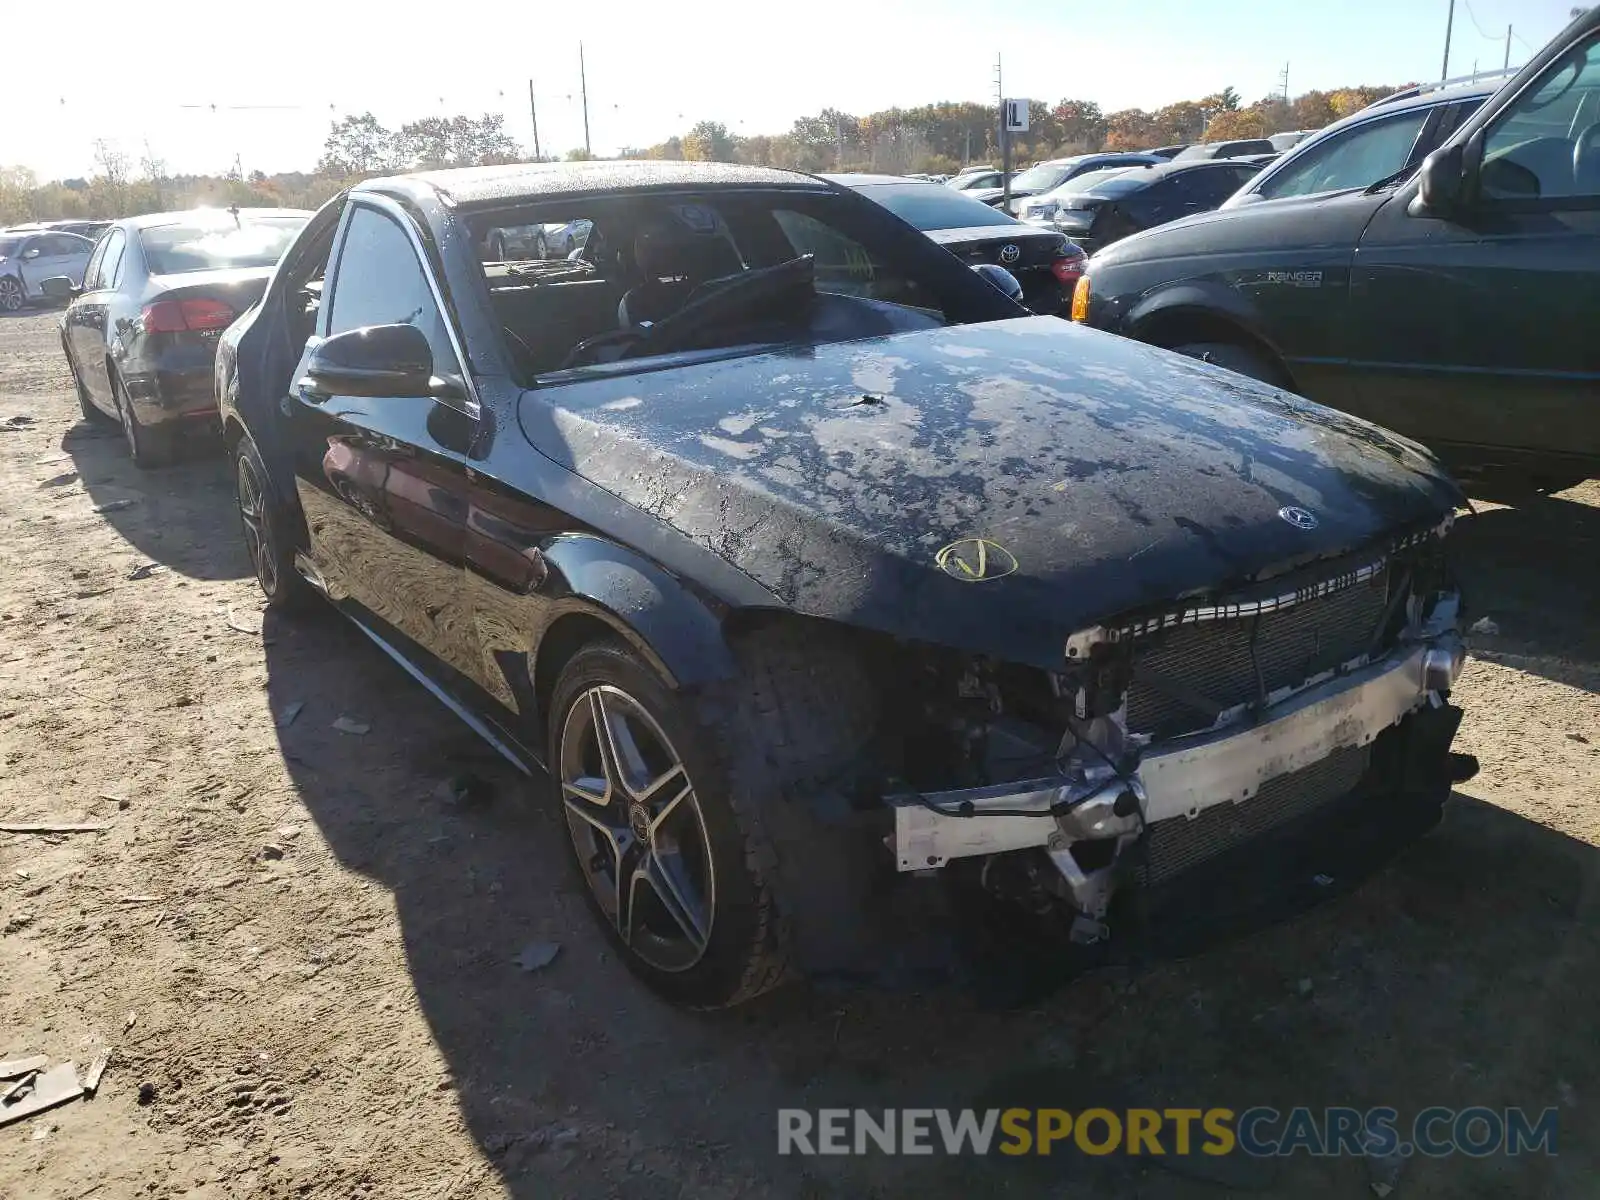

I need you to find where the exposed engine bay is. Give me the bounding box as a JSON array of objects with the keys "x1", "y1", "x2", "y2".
[{"x1": 870, "y1": 519, "x2": 1469, "y2": 950}]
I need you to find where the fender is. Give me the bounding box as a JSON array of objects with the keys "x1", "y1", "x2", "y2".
[
  {"x1": 536, "y1": 532, "x2": 740, "y2": 689},
  {"x1": 1127, "y1": 278, "x2": 1282, "y2": 356}
]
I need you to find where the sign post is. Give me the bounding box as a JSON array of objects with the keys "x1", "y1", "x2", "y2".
[{"x1": 1001, "y1": 98, "x2": 1029, "y2": 212}]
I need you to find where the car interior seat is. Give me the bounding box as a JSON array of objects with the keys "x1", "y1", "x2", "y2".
[{"x1": 617, "y1": 207, "x2": 745, "y2": 328}]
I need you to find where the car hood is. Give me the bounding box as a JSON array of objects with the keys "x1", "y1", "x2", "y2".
[
  {"x1": 1091, "y1": 188, "x2": 1387, "y2": 266},
  {"x1": 524, "y1": 317, "x2": 1459, "y2": 668}
]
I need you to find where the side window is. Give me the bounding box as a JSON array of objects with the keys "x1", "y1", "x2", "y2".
[
  {"x1": 327, "y1": 205, "x2": 460, "y2": 376},
  {"x1": 1183, "y1": 167, "x2": 1244, "y2": 207},
  {"x1": 772, "y1": 208, "x2": 939, "y2": 310},
  {"x1": 41, "y1": 235, "x2": 77, "y2": 257},
  {"x1": 82, "y1": 235, "x2": 109, "y2": 290},
  {"x1": 1258, "y1": 110, "x2": 1430, "y2": 200},
  {"x1": 100, "y1": 229, "x2": 127, "y2": 289},
  {"x1": 1481, "y1": 34, "x2": 1600, "y2": 201}
]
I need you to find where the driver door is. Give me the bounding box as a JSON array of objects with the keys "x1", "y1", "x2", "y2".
[
  {"x1": 289, "y1": 199, "x2": 482, "y2": 683},
  {"x1": 1346, "y1": 32, "x2": 1600, "y2": 461}
]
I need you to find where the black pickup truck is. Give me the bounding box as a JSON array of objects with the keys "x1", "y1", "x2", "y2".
[{"x1": 1074, "y1": 6, "x2": 1600, "y2": 500}]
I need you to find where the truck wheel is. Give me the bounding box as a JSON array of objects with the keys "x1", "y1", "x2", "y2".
[
  {"x1": 1172, "y1": 341, "x2": 1288, "y2": 388},
  {"x1": 547, "y1": 626, "x2": 877, "y2": 1008}
]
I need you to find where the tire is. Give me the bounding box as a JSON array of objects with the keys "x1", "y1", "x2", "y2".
[
  {"x1": 113, "y1": 373, "x2": 175, "y2": 468},
  {"x1": 547, "y1": 627, "x2": 877, "y2": 1008},
  {"x1": 63, "y1": 342, "x2": 105, "y2": 423},
  {"x1": 1171, "y1": 340, "x2": 1288, "y2": 388},
  {"x1": 488, "y1": 232, "x2": 507, "y2": 261},
  {"x1": 534, "y1": 232, "x2": 549, "y2": 259},
  {"x1": 234, "y1": 433, "x2": 313, "y2": 610},
  {"x1": 0, "y1": 275, "x2": 25, "y2": 313}
]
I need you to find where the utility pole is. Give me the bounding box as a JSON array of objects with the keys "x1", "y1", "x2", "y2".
[
  {"x1": 1504, "y1": 25, "x2": 1513, "y2": 70},
  {"x1": 1278, "y1": 62, "x2": 1290, "y2": 105},
  {"x1": 528, "y1": 79, "x2": 542, "y2": 160},
  {"x1": 1441, "y1": 0, "x2": 1456, "y2": 81},
  {"x1": 996, "y1": 53, "x2": 1010, "y2": 211},
  {"x1": 579, "y1": 42, "x2": 592, "y2": 157},
  {"x1": 835, "y1": 113, "x2": 844, "y2": 170}
]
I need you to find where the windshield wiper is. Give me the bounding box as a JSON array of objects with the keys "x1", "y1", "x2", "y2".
[{"x1": 1364, "y1": 164, "x2": 1420, "y2": 195}]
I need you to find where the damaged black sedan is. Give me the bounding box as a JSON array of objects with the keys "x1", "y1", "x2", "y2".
[{"x1": 217, "y1": 161, "x2": 1470, "y2": 1008}]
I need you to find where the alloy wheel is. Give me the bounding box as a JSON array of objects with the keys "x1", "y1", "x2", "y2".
[
  {"x1": 559, "y1": 684, "x2": 716, "y2": 972},
  {"x1": 0, "y1": 277, "x2": 23, "y2": 312},
  {"x1": 236, "y1": 454, "x2": 279, "y2": 597}
]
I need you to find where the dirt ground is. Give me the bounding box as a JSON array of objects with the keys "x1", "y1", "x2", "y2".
[{"x1": 1, "y1": 307, "x2": 1597, "y2": 1200}]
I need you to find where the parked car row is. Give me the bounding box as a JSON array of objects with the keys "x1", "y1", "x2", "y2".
[{"x1": 1070, "y1": 10, "x2": 1600, "y2": 499}]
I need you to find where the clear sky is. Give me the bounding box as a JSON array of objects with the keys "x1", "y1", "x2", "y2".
[{"x1": 5, "y1": 0, "x2": 1584, "y2": 180}]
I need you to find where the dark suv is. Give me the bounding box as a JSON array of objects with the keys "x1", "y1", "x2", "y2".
[{"x1": 1074, "y1": 8, "x2": 1600, "y2": 499}]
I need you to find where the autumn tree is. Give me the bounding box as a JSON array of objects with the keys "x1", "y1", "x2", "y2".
[
  {"x1": 682, "y1": 120, "x2": 736, "y2": 162},
  {"x1": 1201, "y1": 108, "x2": 1268, "y2": 141},
  {"x1": 1103, "y1": 108, "x2": 1158, "y2": 150},
  {"x1": 317, "y1": 113, "x2": 398, "y2": 177}
]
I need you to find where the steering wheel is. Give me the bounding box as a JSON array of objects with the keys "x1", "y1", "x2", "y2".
[{"x1": 558, "y1": 327, "x2": 648, "y2": 371}]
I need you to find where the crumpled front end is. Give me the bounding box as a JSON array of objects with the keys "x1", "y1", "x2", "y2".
[{"x1": 887, "y1": 519, "x2": 1469, "y2": 949}]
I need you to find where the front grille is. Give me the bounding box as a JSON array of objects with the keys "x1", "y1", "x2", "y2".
[
  {"x1": 1141, "y1": 745, "x2": 1371, "y2": 884},
  {"x1": 1126, "y1": 567, "x2": 1390, "y2": 739}
]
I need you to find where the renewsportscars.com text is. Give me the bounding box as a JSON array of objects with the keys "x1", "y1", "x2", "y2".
[{"x1": 777, "y1": 1106, "x2": 1558, "y2": 1158}]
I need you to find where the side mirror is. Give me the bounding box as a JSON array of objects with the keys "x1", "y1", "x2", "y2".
[
  {"x1": 304, "y1": 323, "x2": 436, "y2": 397},
  {"x1": 971, "y1": 262, "x2": 1024, "y2": 303},
  {"x1": 1415, "y1": 145, "x2": 1466, "y2": 215},
  {"x1": 39, "y1": 276, "x2": 79, "y2": 302}
]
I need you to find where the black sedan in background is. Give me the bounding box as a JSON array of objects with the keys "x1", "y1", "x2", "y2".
[
  {"x1": 966, "y1": 153, "x2": 1168, "y2": 213},
  {"x1": 1019, "y1": 158, "x2": 1265, "y2": 253},
  {"x1": 50, "y1": 207, "x2": 310, "y2": 466},
  {"x1": 831, "y1": 174, "x2": 1085, "y2": 314}
]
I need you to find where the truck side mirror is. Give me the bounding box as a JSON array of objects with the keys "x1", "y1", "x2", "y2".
[{"x1": 1415, "y1": 145, "x2": 1466, "y2": 216}]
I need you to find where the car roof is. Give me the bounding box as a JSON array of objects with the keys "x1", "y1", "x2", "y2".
[
  {"x1": 1071, "y1": 158, "x2": 1256, "y2": 185},
  {"x1": 119, "y1": 207, "x2": 314, "y2": 231},
  {"x1": 369, "y1": 160, "x2": 828, "y2": 207},
  {"x1": 823, "y1": 173, "x2": 934, "y2": 187}
]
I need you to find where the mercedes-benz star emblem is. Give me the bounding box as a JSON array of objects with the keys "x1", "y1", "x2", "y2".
[
  {"x1": 998, "y1": 244, "x2": 1020, "y2": 265},
  {"x1": 1278, "y1": 505, "x2": 1319, "y2": 531}
]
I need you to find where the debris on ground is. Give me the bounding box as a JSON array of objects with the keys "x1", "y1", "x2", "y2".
[
  {"x1": 262, "y1": 844, "x2": 286, "y2": 861},
  {"x1": 276, "y1": 700, "x2": 305, "y2": 729},
  {"x1": 1469, "y1": 616, "x2": 1500, "y2": 635},
  {"x1": 0, "y1": 1062, "x2": 82, "y2": 1128},
  {"x1": 332, "y1": 716, "x2": 371, "y2": 736},
  {"x1": 136, "y1": 1081, "x2": 156, "y2": 1106},
  {"x1": 225, "y1": 607, "x2": 263, "y2": 636},
  {"x1": 277, "y1": 825, "x2": 302, "y2": 840},
  {"x1": 0, "y1": 822, "x2": 111, "y2": 834},
  {"x1": 122, "y1": 1013, "x2": 137, "y2": 1034},
  {"x1": 433, "y1": 772, "x2": 494, "y2": 808},
  {"x1": 513, "y1": 941, "x2": 562, "y2": 973},
  {"x1": 0, "y1": 1074, "x2": 37, "y2": 1104},
  {"x1": 0, "y1": 1056, "x2": 49, "y2": 1079},
  {"x1": 127, "y1": 563, "x2": 164, "y2": 580},
  {"x1": 82, "y1": 1050, "x2": 111, "y2": 1097},
  {"x1": 91, "y1": 499, "x2": 136, "y2": 514}
]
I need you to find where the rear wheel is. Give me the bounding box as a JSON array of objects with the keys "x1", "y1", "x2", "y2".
[
  {"x1": 235, "y1": 434, "x2": 312, "y2": 610},
  {"x1": 0, "y1": 275, "x2": 25, "y2": 313},
  {"x1": 114, "y1": 374, "x2": 174, "y2": 468},
  {"x1": 1171, "y1": 340, "x2": 1288, "y2": 388}
]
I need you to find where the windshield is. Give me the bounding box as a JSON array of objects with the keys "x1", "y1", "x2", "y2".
[
  {"x1": 0, "y1": 236, "x2": 23, "y2": 258},
  {"x1": 1059, "y1": 169, "x2": 1147, "y2": 197},
  {"x1": 1011, "y1": 163, "x2": 1073, "y2": 191},
  {"x1": 859, "y1": 183, "x2": 1017, "y2": 230},
  {"x1": 138, "y1": 215, "x2": 307, "y2": 275}
]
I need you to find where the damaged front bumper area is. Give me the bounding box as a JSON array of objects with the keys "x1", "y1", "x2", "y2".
[{"x1": 890, "y1": 596, "x2": 1467, "y2": 937}]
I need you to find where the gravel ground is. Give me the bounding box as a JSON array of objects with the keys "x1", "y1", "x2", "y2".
[{"x1": 1, "y1": 308, "x2": 1596, "y2": 1198}]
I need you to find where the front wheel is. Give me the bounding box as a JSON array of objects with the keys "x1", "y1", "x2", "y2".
[
  {"x1": 235, "y1": 435, "x2": 313, "y2": 610},
  {"x1": 1171, "y1": 340, "x2": 1289, "y2": 388},
  {"x1": 0, "y1": 275, "x2": 26, "y2": 313},
  {"x1": 549, "y1": 641, "x2": 785, "y2": 1008}
]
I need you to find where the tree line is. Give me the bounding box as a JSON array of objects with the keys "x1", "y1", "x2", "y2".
[{"x1": 1, "y1": 81, "x2": 1406, "y2": 225}]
